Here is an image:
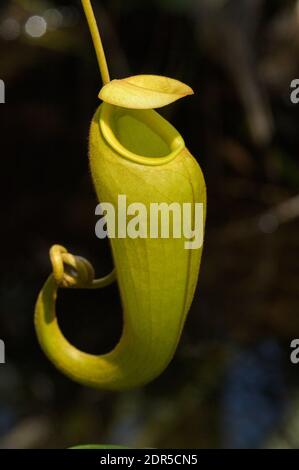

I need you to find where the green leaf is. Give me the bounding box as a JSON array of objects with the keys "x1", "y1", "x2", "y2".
[{"x1": 70, "y1": 445, "x2": 129, "y2": 449}]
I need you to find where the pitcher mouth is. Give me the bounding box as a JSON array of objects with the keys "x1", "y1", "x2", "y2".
[{"x1": 99, "y1": 103, "x2": 185, "y2": 166}]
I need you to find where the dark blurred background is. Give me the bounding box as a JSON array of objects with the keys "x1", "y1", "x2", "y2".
[{"x1": 0, "y1": 0, "x2": 299, "y2": 449}]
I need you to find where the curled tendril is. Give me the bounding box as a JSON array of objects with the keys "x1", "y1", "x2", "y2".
[{"x1": 49, "y1": 244, "x2": 116, "y2": 290}]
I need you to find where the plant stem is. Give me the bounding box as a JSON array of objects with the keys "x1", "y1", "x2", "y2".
[{"x1": 81, "y1": 0, "x2": 111, "y2": 85}]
